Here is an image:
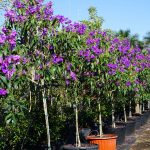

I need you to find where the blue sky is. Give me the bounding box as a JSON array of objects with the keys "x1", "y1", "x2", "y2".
[
  {"x1": 50, "y1": 0, "x2": 150, "y2": 40},
  {"x1": 0, "y1": 0, "x2": 150, "y2": 40}
]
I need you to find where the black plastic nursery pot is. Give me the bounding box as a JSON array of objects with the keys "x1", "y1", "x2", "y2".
[
  {"x1": 140, "y1": 113, "x2": 147, "y2": 126},
  {"x1": 103, "y1": 125, "x2": 126, "y2": 145},
  {"x1": 127, "y1": 116, "x2": 141, "y2": 130},
  {"x1": 125, "y1": 121, "x2": 135, "y2": 136},
  {"x1": 62, "y1": 144, "x2": 98, "y2": 150},
  {"x1": 79, "y1": 128, "x2": 91, "y2": 143},
  {"x1": 115, "y1": 120, "x2": 135, "y2": 136},
  {"x1": 142, "y1": 111, "x2": 149, "y2": 123},
  {"x1": 24, "y1": 145, "x2": 49, "y2": 150},
  {"x1": 147, "y1": 109, "x2": 150, "y2": 118},
  {"x1": 133, "y1": 113, "x2": 143, "y2": 129}
]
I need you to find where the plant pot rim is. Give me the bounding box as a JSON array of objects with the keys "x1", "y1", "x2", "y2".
[{"x1": 87, "y1": 134, "x2": 117, "y2": 140}]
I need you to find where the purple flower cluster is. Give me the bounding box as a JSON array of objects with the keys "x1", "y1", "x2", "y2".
[
  {"x1": 52, "y1": 54, "x2": 63, "y2": 64},
  {"x1": 79, "y1": 49, "x2": 95, "y2": 61},
  {"x1": 70, "y1": 71, "x2": 77, "y2": 81},
  {"x1": 0, "y1": 28, "x2": 17, "y2": 50},
  {"x1": 118, "y1": 39, "x2": 130, "y2": 54},
  {"x1": 0, "y1": 88, "x2": 8, "y2": 96},
  {"x1": 91, "y1": 46, "x2": 103, "y2": 55},
  {"x1": 86, "y1": 38, "x2": 100, "y2": 46},
  {"x1": 65, "y1": 22, "x2": 87, "y2": 35},
  {"x1": 0, "y1": 55, "x2": 21, "y2": 79},
  {"x1": 13, "y1": 0, "x2": 25, "y2": 9},
  {"x1": 107, "y1": 63, "x2": 118, "y2": 75},
  {"x1": 43, "y1": 2, "x2": 53, "y2": 20}
]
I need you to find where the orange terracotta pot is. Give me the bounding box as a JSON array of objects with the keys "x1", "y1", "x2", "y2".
[{"x1": 87, "y1": 134, "x2": 117, "y2": 150}]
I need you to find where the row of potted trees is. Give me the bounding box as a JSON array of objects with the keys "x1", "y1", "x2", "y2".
[{"x1": 0, "y1": 0, "x2": 150, "y2": 150}]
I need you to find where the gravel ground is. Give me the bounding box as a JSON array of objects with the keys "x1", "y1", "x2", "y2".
[{"x1": 117, "y1": 115, "x2": 150, "y2": 150}]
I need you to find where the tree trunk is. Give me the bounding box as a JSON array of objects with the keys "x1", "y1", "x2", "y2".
[
  {"x1": 75, "y1": 103, "x2": 81, "y2": 147},
  {"x1": 112, "y1": 102, "x2": 116, "y2": 128},
  {"x1": 148, "y1": 101, "x2": 150, "y2": 109},
  {"x1": 123, "y1": 104, "x2": 127, "y2": 122},
  {"x1": 98, "y1": 102, "x2": 103, "y2": 136},
  {"x1": 142, "y1": 103, "x2": 145, "y2": 112},
  {"x1": 42, "y1": 80, "x2": 51, "y2": 150},
  {"x1": 135, "y1": 102, "x2": 140, "y2": 114},
  {"x1": 129, "y1": 100, "x2": 132, "y2": 117},
  {"x1": 139, "y1": 103, "x2": 142, "y2": 114}
]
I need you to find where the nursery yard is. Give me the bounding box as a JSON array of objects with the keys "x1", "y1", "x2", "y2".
[
  {"x1": 130, "y1": 118, "x2": 150, "y2": 150},
  {"x1": 117, "y1": 117, "x2": 150, "y2": 150}
]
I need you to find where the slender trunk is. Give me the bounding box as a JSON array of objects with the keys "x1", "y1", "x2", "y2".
[
  {"x1": 142, "y1": 103, "x2": 145, "y2": 112},
  {"x1": 75, "y1": 103, "x2": 81, "y2": 147},
  {"x1": 135, "y1": 102, "x2": 140, "y2": 114},
  {"x1": 123, "y1": 104, "x2": 127, "y2": 122},
  {"x1": 29, "y1": 67, "x2": 35, "y2": 112},
  {"x1": 139, "y1": 103, "x2": 142, "y2": 114},
  {"x1": 129, "y1": 100, "x2": 132, "y2": 117},
  {"x1": 42, "y1": 80, "x2": 51, "y2": 150},
  {"x1": 29, "y1": 91, "x2": 32, "y2": 112},
  {"x1": 148, "y1": 101, "x2": 150, "y2": 109},
  {"x1": 34, "y1": 86, "x2": 37, "y2": 105},
  {"x1": 112, "y1": 102, "x2": 116, "y2": 128},
  {"x1": 98, "y1": 102, "x2": 103, "y2": 136}
]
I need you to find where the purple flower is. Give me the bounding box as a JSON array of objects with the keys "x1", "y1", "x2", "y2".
[
  {"x1": 118, "y1": 39, "x2": 130, "y2": 54},
  {"x1": 135, "y1": 79, "x2": 140, "y2": 84},
  {"x1": 91, "y1": 46, "x2": 102, "y2": 55},
  {"x1": 13, "y1": 0, "x2": 25, "y2": 9},
  {"x1": 5, "y1": 10, "x2": 17, "y2": 22},
  {"x1": 136, "y1": 54, "x2": 145, "y2": 60},
  {"x1": 2, "y1": 27, "x2": 8, "y2": 34},
  {"x1": 5, "y1": 68, "x2": 16, "y2": 79},
  {"x1": 0, "y1": 34, "x2": 6, "y2": 44},
  {"x1": 135, "y1": 67, "x2": 140, "y2": 72},
  {"x1": 65, "y1": 80, "x2": 70, "y2": 85},
  {"x1": 0, "y1": 56, "x2": 3, "y2": 64},
  {"x1": 54, "y1": 15, "x2": 67, "y2": 24},
  {"x1": 34, "y1": 74, "x2": 41, "y2": 81},
  {"x1": 0, "y1": 89, "x2": 8, "y2": 96},
  {"x1": 70, "y1": 71, "x2": 77, "y2": 81},
  {"x1": 66, "y1": 63, "x2": 72, "y2": 71},
  {"x1": 11, "y1": 55, "x2": 20, "y2": 61},
  {"x1": 90, "y1": 54, "x2": 95, "y2": 59},
  {"x1": 84, "y1": 49, "x2": 90, "y2": 58},
  {"x1": 79, "y1": 50, "x2": 84, "y2": 57},
  {"x1": 42, "y1": 28, "x2": 48, "y2": 36},
  {"x1": 43, "y1": 2, "x2": 53, "y2": 19},
  {"x1": 107, "y1": 63, "x2": 118, "y2": 69},
  {"x1": 52, "y1": 55, "x2": 63, "y2": 64},
  {"x1": 89, "y1": 31, "x2": 96, "y2": 36},
  {"x1": 120, "y1": 56, "x2": 130, "y2": 68},
  {"x1": 112, "y1": 38, "x2": 119, "y2": 43},
  {"x1": 134, "y1": 88, "x2": 139, "y2": 92},
  {"x1": 126, "y1": 81, "x2": 131, "y2": 87},
  {"x1": 65, "y1": 22, "x2": 86, "y2": 35},
  {"x1": 108, "y1": 70, "x2": 116, "y2": 75},
  {"x1": 17, "y1": 15, "x2": 27, "y2": 22},
  {"x1": 119, "y1": 66, "x2": 125, "y2": 73},
  {"x1": 116, "y1": 81, "x2": 120, "y2": 86}
]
